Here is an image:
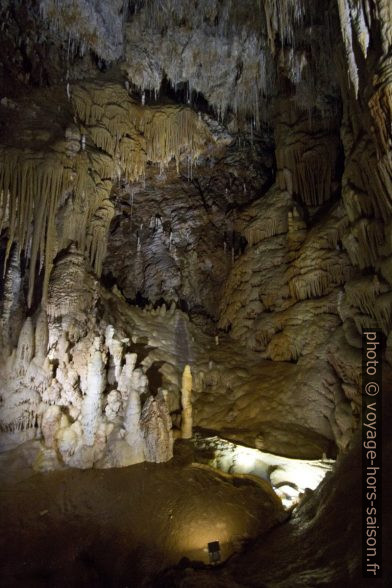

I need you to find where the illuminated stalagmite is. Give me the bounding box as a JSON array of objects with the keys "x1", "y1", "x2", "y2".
[{"x1": 181, "y1": 364, "x2": 193, "y2": 439}]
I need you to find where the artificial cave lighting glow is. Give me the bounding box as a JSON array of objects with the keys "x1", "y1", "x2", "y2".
[
  {"x1": 178, "y1": 519, "x2": 235, "y2": 564},
  {"x1": 193, "y1": 435, "x2": 335, "y2": 509},
  {"x1": 234, "y1": 447, "x2": 257, "y2": 471}
]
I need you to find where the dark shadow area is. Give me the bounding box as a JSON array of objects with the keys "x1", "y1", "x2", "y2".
[{"x1": 145, "y1": 361, "x2": 165, "y2": 396}]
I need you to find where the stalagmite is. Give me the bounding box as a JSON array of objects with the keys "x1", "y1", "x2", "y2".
[
  {"x1": 0, "y1": 248, "x2": 23, "y2": 351},
  {"x1": 140, "y1": 391, "x2": 173, "y2": 462},
  {"x1": 15, "y1": 317, "x2": 35, "y2": 375},
  {"x1": 124, "y1": 389, "x2": 145, "y2": 464},
  {"x1": 105, "y1": 390, "x2": 122, "y2": 422},
  {"x1": 105, "y1": 325, "x2": 123, "y2": 385},
  {"x1": 42, "y1": 405, "x2": 62, "y2": 449},
  {"x1": 117, "y1": 353, "x2": 138, "y2": 401},
  {"x1": 181, "y1": 364, "x2": 193, "y2": 439},
  {"x1": 34, "y1": 309, "x2": 49, "y2": 364},
  {"x1": 82, "y1": 337, "x2": 106, "y2": 446}
]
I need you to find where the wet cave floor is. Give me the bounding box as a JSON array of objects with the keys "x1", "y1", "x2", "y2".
[
  {"x1": 0, "y1": 431, "x2": 390, "y2": 588},
  {"x1": 0, "y1": 439, "x2": 288, "y2": 588}
]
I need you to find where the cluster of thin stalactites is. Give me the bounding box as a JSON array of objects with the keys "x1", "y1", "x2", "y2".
[{"x1": 0, "y1": 84, "x2": 211, "y2": 307}]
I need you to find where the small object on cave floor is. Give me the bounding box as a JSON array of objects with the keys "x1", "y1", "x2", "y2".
[{"x1": 208, "y1": 540, "x2": 221, "y2": 565}]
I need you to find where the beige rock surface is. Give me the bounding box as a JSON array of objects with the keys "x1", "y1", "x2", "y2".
[{"x1": 0, "y1": 1, "x2": 391, "y2": 584}]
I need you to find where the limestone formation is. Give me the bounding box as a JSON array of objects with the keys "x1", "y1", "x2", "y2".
[
  {"x1": 181, "y1": 364, "x2": 193, "y2": 439},
  {"x1": 141, "y1": 392, "x2": 173, "y2": 463},
  {"x1": 82, "y1": 337, "x2": 106, "y2": 446},
  {"x1": 0, "y1": 4, "x2": 391, "y2": 584}
]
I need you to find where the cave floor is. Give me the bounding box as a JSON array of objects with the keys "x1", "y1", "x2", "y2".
[
  {"x1": 0, "y1": 445, "x2": 285, "y2": 588},
  {"x1": 154, "y1": 431, "x2": 391, "y2": 588},
  {"x1": 0, "y1": 426, "x2": 390, "y2": 588}
]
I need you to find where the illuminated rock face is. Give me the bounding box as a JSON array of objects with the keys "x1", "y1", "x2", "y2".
[
  {"x1": 179, "y1": 364, "x2": 192, "y2": 439},
  {"x1": 0, "y1": 0, "x2": 391, "y2": 473}
]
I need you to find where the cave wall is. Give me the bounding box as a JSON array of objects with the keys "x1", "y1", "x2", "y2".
[{"x1": 0, "y1": 0, "x2": 391, "y2": 469}]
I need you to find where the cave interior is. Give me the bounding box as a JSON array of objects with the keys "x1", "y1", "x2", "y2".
[{"x1": 0, "y1": 1, "x2": 391, "y2": 587}]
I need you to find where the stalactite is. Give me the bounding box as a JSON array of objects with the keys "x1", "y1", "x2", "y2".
[
  {"x1": 374, "y1": 0, "x2": 392, "y2": 56},
  {"x1": 119, "y1": 136, "x2": 146, "y2": 182},
  {"x1": 143, "y1": 105, "x2": 209, "y2": 172},
  {"x1": 337, "y1": 0, "x2": 359, "y2": 98},
  {"x1": 244, "y1": 217, "x2": 286, "y2": 247},
  {"x1": 345, "y1": 276, "x2": 392, "y2": 334},
  {"x1": 46, "y1": 245, "x2": 97, "y2": 322},
  {"x1": 89, "y1": 126, "x2": 116, "y2": 156},
  {"x1": 85, "y1": 182, "x2": 115, "y2": 277},
  {"x1": 368, "y1": 58, "x2": 392, "y2": 154},
  {"x1": 372, "y1": 154, "x2": 392, "y2": 222},
  {"x1": 289, "y1": 271, "x2": 331, "y2": 301},
  {"x1": 0, "y1": 149, "x2": 70, "y2": 306},
  {"x1": 287, "y1": 209, "x2": 354, "y2": 302},
  {"x1": 0, "y1": 81, "x2": 213, "y2": 308},
  {"x1": 289, "y1": 263, "x2": 348, "y2": 301},
  {"x1": 275, "y1": 105, "x2": 339, "y2": 208},
  {"x1": 87, "y1": 151, "x2": 115, "y2": 182},
  {"x1": 342, "y1": 182, "x2": 374, "y2": 223},
  {"x1": 344, "y1": 276, "x2": 383, "y2": 316},
  {"x1": 0, "y1": 408, "x2": 41, "y2": 435},
  {"x1": 39, "y1": 0, "x2": 126, "y2": 62},
  {"x1": 343, "y1": 137, "x2": 392, "y2": 228},
  {"x1": 263, "y1": 0, "x2": 306, "y2": 53},
  {"x1": 350, "y1": 0, "x2": 370, "y2": 58},
  {"x1": 374, "y1": 291, "x2": 392, "y2": 334},
  {"x1": 342, "y1": 218, "x2": 385, "y2": 269},
  {"x1": 277, "y1": 143, "x2": 337, "y2": 207},
  {"x1": 72, "y1": 83, "x2": 211, "y2": 181}
]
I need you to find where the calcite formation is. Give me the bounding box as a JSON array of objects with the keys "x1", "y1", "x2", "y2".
[
  {"x1": 0, "y1": 81, "x2": 214, "y2": 309},
  {"x1": 180, "y1": 364, "x2": 193, "y2": 439},
  {"x1": 0, "y1": 2, "x2": 391, "y2": 587},
  {"x1": 0, "y1": 0, "x2": 391, "y2": 481}
]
